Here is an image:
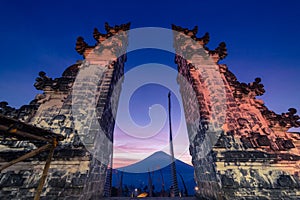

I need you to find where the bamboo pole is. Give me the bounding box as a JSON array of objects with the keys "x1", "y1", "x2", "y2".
[
  {"x1": 34, "y1": 141, "x2": 56, "y2": 200},
  {"x1": 0, "y1": 125, "x2": 52, "y2": 143},
  {"x1": 0, "y1": 143, "x2": 52, "y2": 172}
]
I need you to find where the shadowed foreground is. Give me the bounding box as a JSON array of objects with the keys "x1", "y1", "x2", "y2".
[{"x1": 102, "y1": 198, "x2": 198, "y2": 200}]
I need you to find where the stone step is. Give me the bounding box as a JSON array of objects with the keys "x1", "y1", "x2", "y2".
[{"x1": 101, "y1": 198, "x2": 198, "y2": 200}]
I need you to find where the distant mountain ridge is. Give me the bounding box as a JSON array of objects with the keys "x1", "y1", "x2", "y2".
[
  {"x1": 112, "y1": 151, "x2": 196, "y2": 196},
  {"x1": 117, "y1": 151, "x2": 193, "y2": 173}
]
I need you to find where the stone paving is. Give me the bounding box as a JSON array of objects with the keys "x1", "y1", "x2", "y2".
[{"x1": 102, "y1": 198, "x2": 198, "y2": 200}]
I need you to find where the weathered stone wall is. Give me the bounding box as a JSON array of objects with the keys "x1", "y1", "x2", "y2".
[
  {"x1": 0, "y1": 23, "x2": 129, "y2": 199},
  {"x1": 173, "y1": 25, "x2": 300, "y2": 200}
]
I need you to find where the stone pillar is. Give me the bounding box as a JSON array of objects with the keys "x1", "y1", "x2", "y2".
[
  {"x1": 173, "y1": 25, "x2": 300, "y2": 200},
  {"x1": 0, "y1": 22, "x2": 129, "y2": 200}
]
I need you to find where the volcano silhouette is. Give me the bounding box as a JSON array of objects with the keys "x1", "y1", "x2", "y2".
[{"x1": 113, "y1": 151, "x2": 196, "y2": 195}]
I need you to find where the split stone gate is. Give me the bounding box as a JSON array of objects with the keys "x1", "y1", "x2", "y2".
[{"x1": 0, "y1": 23, "x2": 300, "y2": 200}]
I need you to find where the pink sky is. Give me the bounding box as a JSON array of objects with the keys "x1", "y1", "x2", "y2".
[{"x1": 112, "y1": 121, "x2": 192, "y2": 169}]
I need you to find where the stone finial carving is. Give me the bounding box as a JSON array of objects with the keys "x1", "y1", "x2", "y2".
[
  {"x1": 0, "y1": 101, "x2": 15, "y2": 116},
  {"x1": 104, "y1": 22, "x2": 130, "y2": 34},
  {"x1": 279, "y1": 108, "x2": 300, "y2": 128},
  {"x1": 94, "y1": 25, "x2": 130, "y2": 43},
  {"x1": 34, "y1": 71, "x2": 52, "y2": 90},
  {"x1": 172, "y1": 25, "x2": 228, "y2": 63},
  {"x1": 93, "y1": 28, "x2": 100, "y2": 40},
  {"x1": 62, "y1": 63, "x2": 80, "y2": 78},
  {"x1": 224, "y1": 74, "x2": 265, "y2": 99},
  {"x1": 34, "y1": 69, "x2": 76, "y2": 92},
  {"x1": 197, "y1": 32, "x2": 210, "y2": 45},
  {"x1": 248, "y1": 77, "x2": 265, "y2": 96},
  {"x1": 93, "y1": 28, "x2": 107, "y2": 42},
  {"x1": 0, "y1": 100, "x2": 40, "y2": 121},
  {"x1": 190, "y1": 25, "x2": 198, "y2": 36},
  {"x1": 223, "y1": 62, "x2": 265, "y2": 98},
  {"x1": 261, "y1": 107, "x2": 300, "y2": 129},
  {"x1": 76, "y1": 23, "x2": 130, "y2": 57},
  {"x1": 235, "y1": 77, "x2": 265, "y2": 97},
  {"x1": 104, "y1": 22, "x2": 113, "y2": 33},
  {"x1": 75, "y1": 36, "x2": 88, "y2": 55},
  {"x1": 172, "y1": 24, "x2": 198, "y2": 38},
  {"x1": 209, "y1": 42, "x2": 228, "y2": 60}
]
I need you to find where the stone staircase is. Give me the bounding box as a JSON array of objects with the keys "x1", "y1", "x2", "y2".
[{"x1": 101, "y1": 197, "x2": 198, "y2": 200}]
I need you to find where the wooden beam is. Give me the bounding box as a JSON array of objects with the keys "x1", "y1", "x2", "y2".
[
  {"x1": 0, "y1": 143, "x2": 52, "y2": 172},
  {"x1": 0, "y1": 124, "x2": 52, "y2": 143},
  {"x1": 34, "y1": 143, "x2": 55, "y2": 200}
]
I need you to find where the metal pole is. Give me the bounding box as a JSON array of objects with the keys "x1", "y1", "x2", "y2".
[{"x1": 168, "y1": 92, "x2": 179, "y2": 197}]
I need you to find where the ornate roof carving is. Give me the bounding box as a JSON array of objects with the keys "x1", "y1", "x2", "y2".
[
  {"x1": 34, "y1": 66, "x2": 78, "y2": 92},
  {"x1": 0, "y1": 100, "x2": 40, "y2": 121},
  {"x1": 172, "y1": 24, "x2": 227, "y2": 62},
  {"x1": 75, "y1": 22, "x2": 130, "y2": 57}
]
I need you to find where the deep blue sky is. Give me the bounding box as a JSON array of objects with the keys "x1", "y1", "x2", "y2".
[{"x1": 0, "y1": 0, "x2": 300, "y2": 117}]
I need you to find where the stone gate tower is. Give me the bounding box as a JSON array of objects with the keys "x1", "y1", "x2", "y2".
[
  {"x1": 173, "y1": 25, "x2": 300, "y2": 199},
  {"x1": 0, "y1": 23, "x2": 129, "y2": 199}
]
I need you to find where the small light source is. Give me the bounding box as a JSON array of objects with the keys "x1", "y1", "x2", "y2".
[
  {"x1": 135, "y1": 188, "x2": 138, "y2": 192},
  {"x1": 194, "y1": 186, "x2": 199, "y2": 191}
]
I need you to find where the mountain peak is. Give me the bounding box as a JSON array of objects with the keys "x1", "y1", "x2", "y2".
[
  {"x1": 113, "y1": 151, "x2": 196, "y2": 195},
  {"x1": 151, "y1": 151, "x2": 171, "y2": 158},
  {"x1": 117, "y1": 151, "x2": 191, "y2": 173}
]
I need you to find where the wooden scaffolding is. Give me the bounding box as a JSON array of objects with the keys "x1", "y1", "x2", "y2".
[{"x1": 0, "y1": 114, "x2": 64, "y2": 200}]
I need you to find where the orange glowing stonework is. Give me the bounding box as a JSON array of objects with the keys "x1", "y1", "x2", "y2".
[{"x1": 173, "y1": 25, "x2": 300, "y2": 199}]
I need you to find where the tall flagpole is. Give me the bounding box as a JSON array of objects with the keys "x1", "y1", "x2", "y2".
[{"x1": 168, "y1": 92, "x2": 179, "y2": 197}]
